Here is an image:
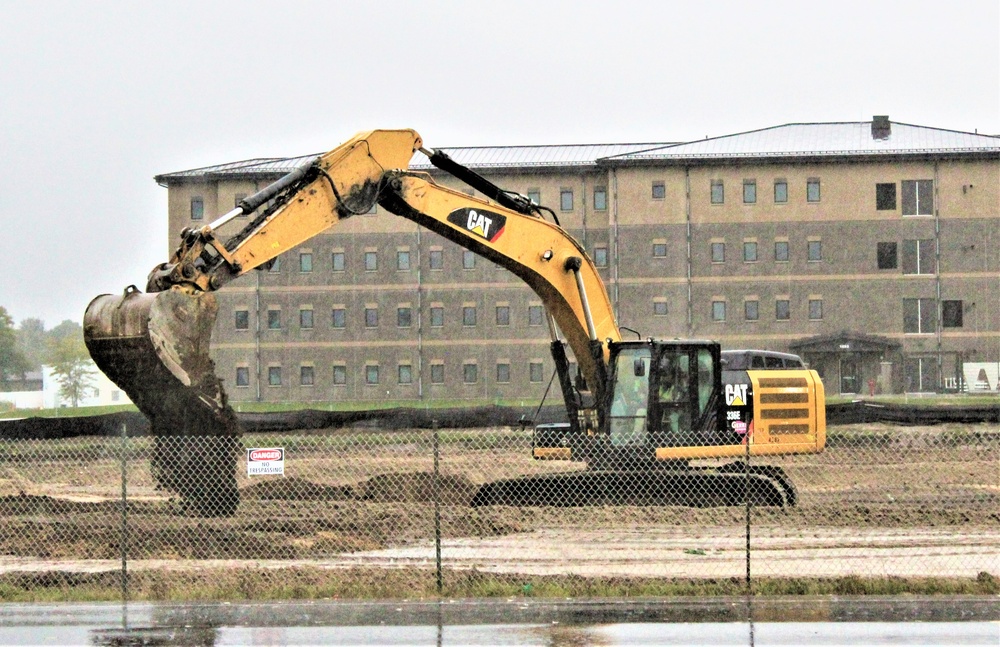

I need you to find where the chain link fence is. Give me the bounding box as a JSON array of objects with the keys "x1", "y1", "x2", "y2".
[{"x1": 0, "y1": 411, "x2": 997, "y2": 601}]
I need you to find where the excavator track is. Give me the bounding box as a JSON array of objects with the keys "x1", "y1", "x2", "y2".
[
  {"x1": 471, "y1": 464, "x2": 795, "y2": 508},
  {"x1": 84, "y1": 286, "x2": 242, "y2": 516}
]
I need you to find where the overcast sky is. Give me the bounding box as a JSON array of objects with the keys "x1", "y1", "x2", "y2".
[{"x1": 1, "y1": 0, "x2": 997, "y2": 327}]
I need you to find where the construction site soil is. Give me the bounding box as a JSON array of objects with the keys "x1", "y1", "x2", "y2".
[{"x1": 0, "y1": 424, "x2": 1000, "y2": 596}]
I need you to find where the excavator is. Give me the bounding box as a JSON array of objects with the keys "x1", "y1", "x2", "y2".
[{"x1": 84, "y1": 129, "x2": 825, "y2": 516}]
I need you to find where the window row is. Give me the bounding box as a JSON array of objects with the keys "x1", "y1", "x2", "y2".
[
  {"x1": 237, "y1": 305, "x2": 549, "y2": 330},
  {"x1": 710, "y1": 178, "x2": 820, "y2": 205},
  {"x1": 238, "y1": 361, "x2": 549, "y2": 387},
  {"x1": 876, "y1": 239, "x2": 935, "y2": 274},
  {"x1": 710, "y1": 298, "x2": 824, "y2": 322},
  {"x1": 710, "y1": 239, "x2": 822, "y2": 263},
  {"x1": 876, "y1": 180, "x2": 933, "y2": 216},
  {"x1": 264, "y1": 248, "x2": 497, "y2": 274},
  {"x1": 903, "y1": 298, "x2": 964, "y2": 333}
]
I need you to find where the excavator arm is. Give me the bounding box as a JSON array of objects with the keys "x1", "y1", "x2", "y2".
[{"x1": 85, "y1": 129, "x2": 620, "y2": 439}]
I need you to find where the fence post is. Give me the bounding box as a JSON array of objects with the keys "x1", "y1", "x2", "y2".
[
  {"x1": 119, "y1": 421, "x2": 129, "y2": 604},
  {"x1": 432, "y1": 419, "x2": 442, "y2": 595}
]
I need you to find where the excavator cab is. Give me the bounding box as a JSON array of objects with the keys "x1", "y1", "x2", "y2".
[{"x1": 606, "y1": 341, "x2": 723, "y2": 452}]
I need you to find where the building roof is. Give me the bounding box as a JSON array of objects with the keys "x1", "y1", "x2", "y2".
[
  {"x1": 155, "y1": 118, "x2": 1000, "y2": 183},
  {"x1": 603, "y1": 120, "x2": 1000, "y2": 165},
  {"x1": 155, "y1": 143, "x2": 672, "y2": 183}
]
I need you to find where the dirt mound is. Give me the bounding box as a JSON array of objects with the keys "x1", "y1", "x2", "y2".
[
  {"x1": 241, "y1": 477, "x2": 355, "y2": 501},
  {"x1": 358, "y1": 472, "x2": 478, "y2": 505}
]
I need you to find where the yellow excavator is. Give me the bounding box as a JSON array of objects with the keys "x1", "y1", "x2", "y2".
[{"x1": 84, "y1": 129, "x2": 825, "y2": 515}]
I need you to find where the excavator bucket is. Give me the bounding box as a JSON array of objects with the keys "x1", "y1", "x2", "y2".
[{"x1": 84, "y1": 286, "x2": 241, "y2": 516}]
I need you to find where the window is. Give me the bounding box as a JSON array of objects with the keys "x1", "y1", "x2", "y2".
[
  {"x1": 333, "y1": 365, "x2": 346, "y2": 385},
  {"x1": 807, "y1": 240, "x2": 822, "y2": 262},
  {"x1": 528, "y1": 305, "x2": 544, "y2": 326},
  {"x1": 594, "y1": 246, "x2": 609, "y2": 267},
  {"x1": 903, "y1": 298, "x2": 935, "y2": 333},
  {"x1": 462, "y1": 250, "x2": 475, "y2": 269},
  {"x1": 743, "y1": 180, "x2": 756, "y2": 204},
  {"x1": 710, "y1": 180, "x2": 724, "y2": 204},
  {"x1": 365, "y1": 307, "x2": 378, "y2": 328},
  {"x1": 775, "y1": 241, "x2": 789, "y2": 262},
  {"x1": 364, "y1": 251, "x2": 377, "y2": 271},
  {"x1": 529, "y1": 362, "x2": 544, "y2": 383},
  {"x1": 300, "y1": 365, "x2": 314, "y2": 386},
  {"x1": 594, "y1": 186, "x2": 608, "y2": 210},
  {"x1": 902, "y1": 239, "x2": 934, "y2": 275},
  {"x1": 711, "y1": 242, "x2": 725, "y2": 263},
  {"x1": 365, "y1": 365, "x2": 379, "y2": 385},
  {"x1": 397, "y1": 307, "x2": 412, "y2": 328},
  {"x1": 901, "y1": 180, "x2": 933, "y2": 216},
  {"x1": 430, "y1": 306, "x2": 444, "y2": 327},
  {"x1": 877, "y1": 242, "x2": 898, "y2": 269},
  {"x1": 876, "y1": 183, "x2": 897, "y2": 210},
  {"x1": 652, "y1": 242, "x2": 667, "y2": 258},
  {"x1": 774, "y1": 180, "x2": 788, "y2": 203},
  {"x1": 776, "y1": 299, "x2": 790, "y2": 321},
  {"x1": 527, "y1": 189, "x2": 541, "y2": 205},
  {"x1": 430, "y1": 363, "x2": 444, "y2": 384},
  {"x1": 743, "y1": 241, "x2": 758, "y2": 263},
  {"x1": 712, "y1": 301, "x2": 726, "y2": 322},
  {"x1": 235, "y1": 367, "x2": 250, "y2": 387},
  {"x1": 332, "y1": 251, "x2": 345, "y2": 272},
  {"x1": 268, "y1": 366, "x2": 281, "y2": 386},
  {"x1": 398, "y1": 365, "x2": 413, "y2": 385},
  {"x1": 396, "y1": 250, "x2": 410, "y2": 271},
  {"x1": 942, "y1": 300, "x2": 963, "y2": 328},
  {"x1": 462, "y1": 306, "x2": 477, "y2": 326},
  {"x1": 268, "y1": 256, "x2": 281, "y2": 273},
  {"x1": 496, "y1": 305, "x2": 510, "y2": 326},
  {"x1": 806, "y1": 178, "x2": 821, "y2": 203},
  {"x1": 299, "y1": 308, "x2": 314, "y2": 329},
  {"x1": 299, "y1": 252, "x2": 312, "y2": 273},
  {"x1": 745, "y1": 300, "x2": 759, "y2": 321},
  {"x1": 808, "y1": 299, "x2": 823, "y2": 320},
  {"x1": 366, "y1": 200, "x2": 377, "y2": 215},
  {"x1": 651, "y1": 181, "x2": 666, "y2": 200},
  {"x1": 463, "y1": 363, "x2": 478, "y2": 384},
  {"x1": 496, "y1": 363, "x2": 511, "y2": 383},
  {"x1": 190, "y1": 197, "x2": 204, "y2": 220},
  {"x1": 560, "y1": 188, "x2": 573, "y2": 211},
  {"x1": 653, "y1": 301, "x2": 668, "y2": 316},
  {"x1": 267, "y1": 309, "x2": 281, "y2": 330},
  {"x1": 235, "y1": 309, "x2": 249, "y2": 330},
  {"x1": 428, "y1": 249, "x2": 443, "y2": 270},
  {"x1": 331, "y1": 307, "x2": 346, "y2": 328}
]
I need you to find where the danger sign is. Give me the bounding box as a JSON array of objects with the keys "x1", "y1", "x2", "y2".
[{"x1": 247, "y1": 447, "x2": 285, "y2": 476}]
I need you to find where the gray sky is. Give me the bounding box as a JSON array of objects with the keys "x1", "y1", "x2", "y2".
[{"x1": 1, "y1": 0, "x2": 997, "y2": 327}]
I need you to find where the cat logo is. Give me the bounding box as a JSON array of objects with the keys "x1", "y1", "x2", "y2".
[
  {"x1": 725, "y1": 383, "x2": 748, "y2": 407},
  {"x1": 447, "y1": 208, "x2": 507, "y2": 243}
]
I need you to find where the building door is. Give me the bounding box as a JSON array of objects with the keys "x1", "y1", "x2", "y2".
[
  {"x1": 839, "y1": 356, "x2": 860, "y2": 394},
  {"x1": 903, "y1": 356, "x2": 938, "y2": 393}
]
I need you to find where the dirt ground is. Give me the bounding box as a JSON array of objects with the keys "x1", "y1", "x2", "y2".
[{"x1": 0, "y1": 422, "x2": 995, "y2": 581}]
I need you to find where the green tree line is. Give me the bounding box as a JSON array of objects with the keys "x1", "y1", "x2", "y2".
[{"x1": 0, "y1": 306, "x2": 94, "y2": 407}]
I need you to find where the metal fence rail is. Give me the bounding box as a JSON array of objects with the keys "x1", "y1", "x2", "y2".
[{"x1": 0, "y1": 417, "x2": 996, "y2": 601}]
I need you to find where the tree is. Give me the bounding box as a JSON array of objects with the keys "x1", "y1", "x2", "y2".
[
  {"x1": 0, "y1": 306, "x2": 29, "y2": 384},
  {"x1": 47, "y1": 329, "x2": 95, "y2": 407},
  {"x1": 15, "y1": 317, "x2": 47, "y2": 372}
]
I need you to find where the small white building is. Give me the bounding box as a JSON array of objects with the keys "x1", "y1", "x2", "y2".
[{"x1": 0, "y1": 363, "x2": 131, "y2": 410}]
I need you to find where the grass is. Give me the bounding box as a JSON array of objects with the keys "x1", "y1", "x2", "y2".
[{"x1": 0, "y1": 568, "x2": 995, "y2": 603}]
